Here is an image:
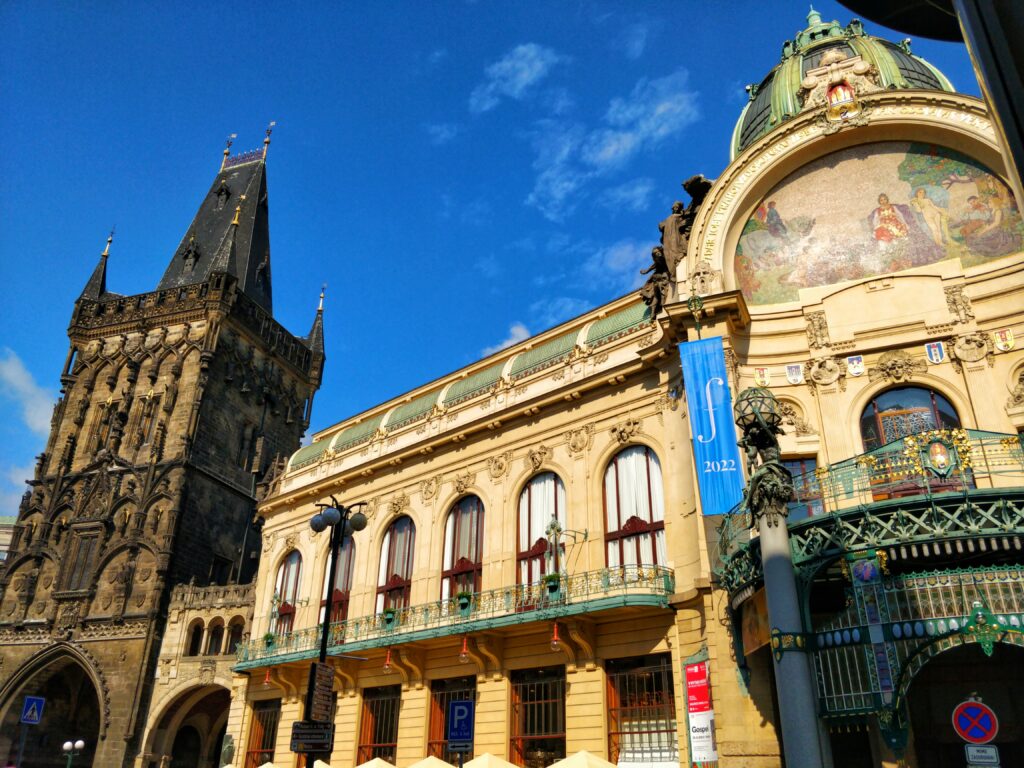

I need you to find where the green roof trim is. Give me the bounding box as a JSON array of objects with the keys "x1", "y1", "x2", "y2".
[
  {"x1": 289, "y1": 439, "x2": 330, "y2": 470},
  {"x1": 586, "y1": 302, "x2": 651, "y2": 346},
  {"x1": 386, "y1": 390, "x2": 440, "y2": 432},
  {"x1": 331, "y1": 412, "x2": 386, "y2": 452},
  {"x1": 443, "y1": 360, "x2": 506, "y2": 406},
  {"x1": 509, "y1": 329, "x2": 579, "y2": 380}
]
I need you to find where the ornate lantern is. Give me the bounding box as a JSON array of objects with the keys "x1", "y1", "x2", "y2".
[{"x1": 733, "y1": 387, "x2": 783, "y2": 432}]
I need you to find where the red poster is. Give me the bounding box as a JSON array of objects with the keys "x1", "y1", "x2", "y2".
[{"x1": 685, "y1": 661, "x2": 711, "y2": 713}]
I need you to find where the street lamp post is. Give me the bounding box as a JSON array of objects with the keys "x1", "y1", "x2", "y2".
[
  {"x1": 301, "y1": 497, "x2": 368, "y2": 764},
  {"x1": 61, "y1": 740, "x2": 85, "y2": 768}
]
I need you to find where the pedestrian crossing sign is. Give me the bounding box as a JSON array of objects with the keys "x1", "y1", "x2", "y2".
[{"x1": 20, "y1": 696, "x2": 45, "y2": 725}]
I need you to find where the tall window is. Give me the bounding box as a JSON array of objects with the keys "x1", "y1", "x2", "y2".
[
  {"x1": 273, "y1": 550, "x2": 302, "y2": 635},
  {"x1": 606, "y1": 654, "x2": 679, "y2": 766},
  {"x1": 783, "y1": 457, "x2": 823, "y2": 520},
  {"x1": 358, "y1": 685, "x2": 401, "y2": 764},
  {"x1": 510, "y1": 667, "x2": 566, "y2": 768},
  {"x1": 428, "y1": 677, "x2": 476, "y2": 761},
  {"x1": 603, "y1": 446, "x2": 666, "y2": 567},
  {"x1": 442, "y1": 496, "x2": 484, "y2": 599},
  {"x1": 186, "y1": 620, "x2": 204, "y2": 657},
  {"x1": 320, "y1": 537, "x2": 356, "y2": 624},
  {"x1": 65, "y1": 534, "x2": 100, "y2": 591},
  {"x1": 245, "y1": 699, "x2": 281, "y2": 768},
  {"x1": 205, "y1": 620, "x2": 224, "y2": 655},
  {"x1": 376, "y1": 516, "x2": 416, "y2": 612},
  {"x1": 859, "y1": 386, "x2": 961, "y2": 450},
  {"x1": 227, "y1": 618, "x2": 245, "y2": 654},
  {"x1": 517, "y1": 473, "x2": 566, "y2": 585}
]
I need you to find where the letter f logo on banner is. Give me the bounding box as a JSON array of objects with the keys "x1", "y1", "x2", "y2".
[{"x1": 696, "y1": 377, "x2": 723, "y2": 444}]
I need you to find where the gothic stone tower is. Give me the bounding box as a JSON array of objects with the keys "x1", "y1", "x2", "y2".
[{"x1": 0, "y1": 141, "x2": 324, "y2": 768}]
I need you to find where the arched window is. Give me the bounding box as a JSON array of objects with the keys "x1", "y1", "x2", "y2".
[
  {"x1": 859, "y1": 386, "x2": 961, "y2": 450},
  {"x1": 376, "y1": 516, "x2": 416, "y2": 612},
  {"x1": 205, "y1": 620, "x2": 224, "y2": 655},
  {"x1": 186, "y1": 620, "x2": 204, "y2": 657},
  {"x1": 273, "y1": 550, "x2": 302, "y2": 635},
  {"x1": 517, "y1": 472, "x2": 566, "y2": 585},
  {"x1": 320, "y1": 537, "x2": 356, "y2": 625},
  {"x1": 603, "y1": 446, "x2": 666, "y2": 567},
  {"x1": 441, "y1": 496, "x2": 485, "y2": 599},
  {"x1": 226, "y1": 618, "x2": 245, "y2": 654}
]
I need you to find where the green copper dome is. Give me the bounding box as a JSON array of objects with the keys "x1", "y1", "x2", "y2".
[{"x1": 730, "y1": 9, "x2": 955, "y2": 159}]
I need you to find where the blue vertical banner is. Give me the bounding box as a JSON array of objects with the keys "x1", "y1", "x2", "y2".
[{"x1": 679, "y1": 337, "x2": 745, "y2": 516}]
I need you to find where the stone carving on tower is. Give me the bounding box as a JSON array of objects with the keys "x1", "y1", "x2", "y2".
[{"x1": 0, "y1": 134, "x2": 324, "y2": 768}]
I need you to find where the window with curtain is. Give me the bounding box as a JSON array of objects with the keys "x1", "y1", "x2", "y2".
[
  {"x1": 517, "y1": 472, "x2": 566, "y2": 585},
  {"x1": 606, "y1": 654, "x2": 678, "y2": 766},
  {"x1": 320, "y1": 537, "x2": 355, "y2": 624},
  {"x1": 273, "y1": 550, "x2": 302, "y2": 635},
  {"x1": 358, "y1": 685, "x2": 401, "y2": 764},
  {"x1": 603, "y1": 446, "x2": 667, "y2": 568},
  {"x1": 442, "y1": 496, "x2": 485, "y2": 599},
  {"x1": 376, "y1": 516, "x2": 416, "y2": 612},
  {"x1": 859, "y1": 386, "x2": 961, "y2": 450},
  {"x1": 428, "y1": 677, "x2": 476, "y2": 761}
]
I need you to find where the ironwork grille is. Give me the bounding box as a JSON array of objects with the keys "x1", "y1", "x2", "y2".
[
  {"x1": 606, "y1": 655, "x2": 679, "y2": 765},
  {"x1": 244, "y1": 699, "x2": 281, "y2": 768},
  {"x1": 358, "y1": 685, "x2": 401, "y2": 764},
  {"x1": 428, "y1": 676, "x2": 477, "y2": 761},
  {"x1": 511, "y1": 667, "x2": 566, "y2": 768}
]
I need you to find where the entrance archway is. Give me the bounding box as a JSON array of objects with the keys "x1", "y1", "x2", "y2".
[
  {"x1": 143, "y1": 684, "x2": 230, "y2": 768},
  {"x1": 907, "y1": 643, "x2": 1023, "y2": 767},
  {"x1": 0, "y1": 656, "x2": 100, "y2": 768}
]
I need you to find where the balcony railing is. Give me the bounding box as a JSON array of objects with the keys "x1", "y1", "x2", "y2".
[
  {"x1": 235, "y1": 565, "x2": 674, "y2": 668},
  {"x1": 788, "y1": 429, "x2": 1023, "y2": 519},
  {"x1": 714, "y1": 430, "x2": 1024, "y2": 595}
]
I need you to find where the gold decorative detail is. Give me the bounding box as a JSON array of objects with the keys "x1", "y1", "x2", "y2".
[
  {"x1": 610, "y1": 417, "x2": 642, "y2": 444},
  {"x1": 868, "y1": 350, "x2": 927, "y2": 383}
]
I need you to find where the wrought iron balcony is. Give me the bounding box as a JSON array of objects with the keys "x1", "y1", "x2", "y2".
[
  {"x1": 715, "y1": 430, "x2": 1024, "y2": 595},
  {"x1": 234, "y1": 565, "x2": 674, "y2": 669}
]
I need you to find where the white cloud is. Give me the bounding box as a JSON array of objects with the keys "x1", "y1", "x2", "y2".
[
  {"x1": 0, "y1": 348, "x2": 54, "y2": 438},
  {"x1": 428, "y1": 48, "x2": 448, "y2": 66},
  {"x1": 475, "y1": 254, "x2": 502, "y2": 279},
  {"x1": 482, "y1": 322, "x2": 531, "y2": 356},
  {"x1": 526, "y1": 70, "x2": 698, "y2": 220},
  {"x1": 583, "y1": 239, "x2": 651, "y2": 294},
  {"x1": 425, "y1": 123, "x2": 461, "y2": 145},
  {"x1": 1, "y1": 461, "x2": 33, "y2": 513},
  {"x1": 599, "y1": 177, "x2": 655, "y2": 213},
  {"x1": 528, "y1": 297, "x2": 591, "y2": 329},
  {"x1": 470, "y1": 44, "x2": 567, "y2": 114}
]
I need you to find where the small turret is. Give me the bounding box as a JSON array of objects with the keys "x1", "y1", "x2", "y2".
[{"x1": 80, "y1": 230, "x2": 116, "y2": 300}]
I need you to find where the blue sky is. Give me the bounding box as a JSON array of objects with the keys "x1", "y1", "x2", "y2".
[{"x1": 0, "y1": 1, "x2": 979, "y2": 512}]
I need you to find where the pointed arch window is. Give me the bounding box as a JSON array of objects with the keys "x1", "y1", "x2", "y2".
[
  {"x1": 517, "y1": 472, "x2": 566, "y2": 585},
  {"x1": 441, "y1": 496, "x2": 484, "y2": 599},
  {"x1": 603, "y1": 446, "x2": 667, "y2": 567},
  {"x1": 320, "y1": 537, "x2": 356, "y2": 624},
  {"x1": 376, "y1": 516, "x2": 416, "y2": 612},
  {"x1": 273, "y1": 550, "x2": 302, "y2": 635}
]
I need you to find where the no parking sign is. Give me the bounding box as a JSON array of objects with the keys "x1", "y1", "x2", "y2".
[{"x1": 952, "y1": 698, "x2": 999, "y2": 745}]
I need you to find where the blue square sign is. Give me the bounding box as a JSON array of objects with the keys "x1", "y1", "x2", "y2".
[
  {"x1": 21, "y1": 696, "x2": 45, "y2": 725},
  {"x1": 447, "y1": 699, "x2": 474, "y2": 745}
]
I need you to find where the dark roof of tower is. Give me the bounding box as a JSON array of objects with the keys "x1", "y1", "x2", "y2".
[
  {"x1": 731, "y1": 10, "x2": 955, "y2": 158},
  {"x1": 80, "y1": 236, "x2": 121, "y2": 301},
  {"x1": 156, "y1": 152, "x2": 273, "y2": 312}
]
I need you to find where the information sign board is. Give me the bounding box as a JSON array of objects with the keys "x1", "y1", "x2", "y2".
[
  {"x1": 290, "y1": 720, "x2": 335, "y2": 754},
  {"x1": 308, "y1": 662, "x2": 334, "y2": 723}
]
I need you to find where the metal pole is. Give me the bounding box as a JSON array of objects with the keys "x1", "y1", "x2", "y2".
[{"x1": 15, "y1": 726, "x2": 27, "y2": 768}]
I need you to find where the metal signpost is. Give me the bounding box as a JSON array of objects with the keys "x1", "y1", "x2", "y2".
[
  {"x1": 16, "y1": 696, "x2": 45, "y2": 768},
  {"x1": 447, "y1": 699, "x2": 475, "y2": 768}
]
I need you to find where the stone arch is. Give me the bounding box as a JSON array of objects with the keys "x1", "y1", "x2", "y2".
[
  {"x1": 141, "y1": 681, "x2": 232, "y2": 768},
  {"x1": 0, "y1": 642, "x2": 109, "y2": 755},
  {"x1": 849, "y1": 378, "x2": 969, "y2": 453}
]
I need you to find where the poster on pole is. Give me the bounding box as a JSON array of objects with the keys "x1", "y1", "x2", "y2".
[
  {"x1": 679, "y1": 337, "x2": 745, "y2": 516},
  {"x1": 684, "y1": 660, "x2": 718, "y2": 765}
]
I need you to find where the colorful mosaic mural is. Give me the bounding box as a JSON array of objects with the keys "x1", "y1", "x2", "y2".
[{"x1": 735, "y1": 142, "x2": 1024, "y2": 304}]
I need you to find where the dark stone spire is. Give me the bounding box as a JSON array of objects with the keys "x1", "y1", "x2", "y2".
[
  {"x1": 80, "y1": 232, "x2": 117, "y2": 300},
  {"x1": 156, "y1": 152, "x2": 273, "y2": 313},
  {"x1": 304, "y1": 286, "x2": 326, "y2": 386}
]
